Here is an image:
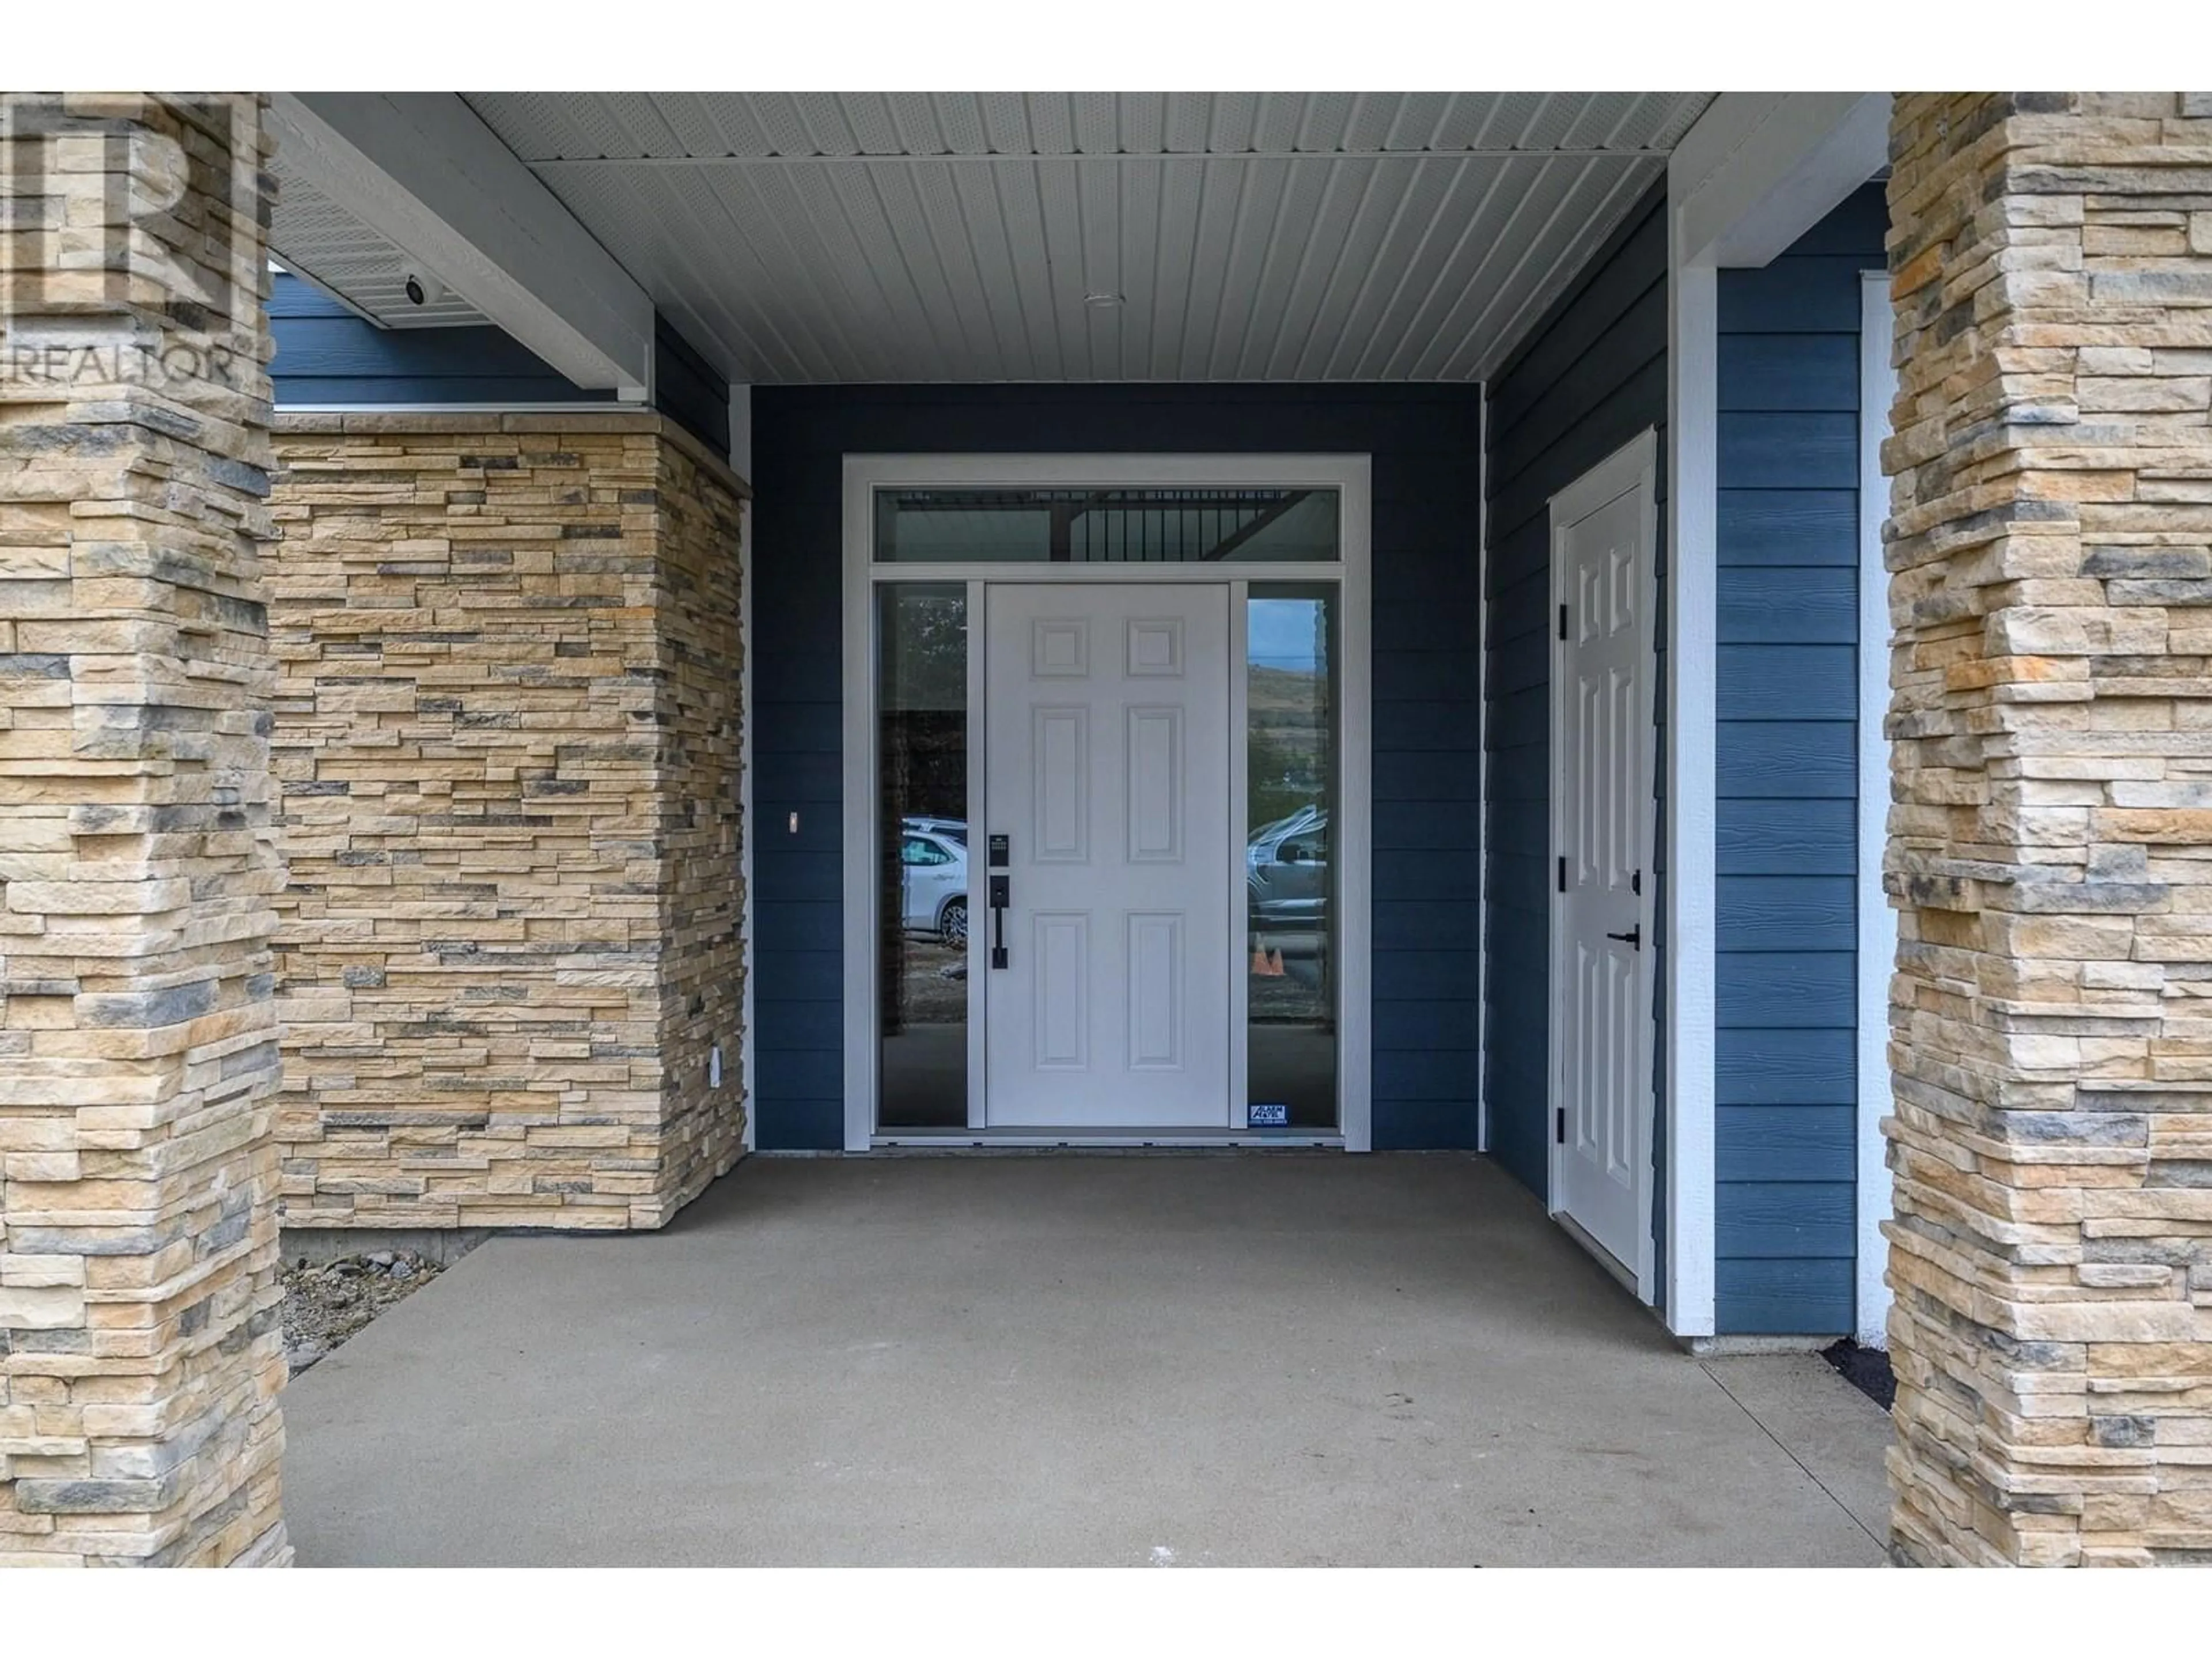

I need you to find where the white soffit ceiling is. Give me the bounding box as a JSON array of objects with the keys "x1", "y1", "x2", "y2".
[
  {"x1": 268, "y1": 165, "x2": 490, "y2": 328},
  {"x1": 286, "y1": 93, "x2": 1719, "y2": 381}
]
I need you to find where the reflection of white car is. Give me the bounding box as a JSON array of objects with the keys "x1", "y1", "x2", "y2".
[
  {"x1": 902, "y1": 815, "x2": 967, "y2": 845},
  {"x1": 899, "y1": 830, "x2": 969, "y2": 946},
  {"x1": 1247, "y1": 805, "x2": 1329, "y2": 927}
]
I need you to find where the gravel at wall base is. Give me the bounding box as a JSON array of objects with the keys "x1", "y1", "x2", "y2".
[{"x1": 283, "y1": 1252, "x2": 445, "y2": 1376}]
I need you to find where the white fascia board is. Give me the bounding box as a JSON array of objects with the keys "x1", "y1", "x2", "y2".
[
  {"x1": 269, "y1": 92, "x2": 654, "y2": 399},
  {"x1": 1672, "y1": 93, "x2": 1891, "y2": 269}
]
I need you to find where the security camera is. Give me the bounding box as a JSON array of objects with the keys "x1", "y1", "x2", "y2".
[{"x1": 402, "y1": 270, "x2": 444, "y2": 308}]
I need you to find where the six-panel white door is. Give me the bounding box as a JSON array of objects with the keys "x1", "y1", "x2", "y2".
[
  {"x1": 1555, "y1": 483, "x2": 1650, "y2": 1274},
  {"x1": 983, "y1": 584, "x2": 1232, "y2": 1127}
]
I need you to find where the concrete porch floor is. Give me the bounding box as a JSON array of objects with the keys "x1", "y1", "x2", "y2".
[{"x1": 281, "y1": 1153, "x2": 1895, "y2": 1566}]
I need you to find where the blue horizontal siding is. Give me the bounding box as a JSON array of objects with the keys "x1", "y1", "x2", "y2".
[
  {"x1": 1716, "y1": 645, "x2": 1855, "y2": 719},
  {"x1": 1720, "y1": 567, "x2": 1858, "y2": 643},
  {"x1": 1718, "y1": 334, "x2": 1859, "y2": 410},
  {"x1": 1715, "y1": 1180, "x2": 1855, "y2": 1257},
  {"x1": 1717, "y1": 722, "x2": 1857, "y2": 799},
  {"x1": 1716, "y1": 1105, "x2": 1856, "y2": 1182},
  {"x1": 1717, "y1": 1259, "x2": 1855, "y2": 1335},
  {"x1": 1718, "y1": 877, "x2": 1857, "y2": 950},
  {"x1": 1718, "y1": 490, "x2": 1859, "y2": 566},
  {"x1": 270, "y1": 275, "x2": 595, "y2": 404},
  {"x1": 1718, "y1": 799, "x2": 1857, "y2": 874},
  {"x1": 1718, "y1": 1028, "x2": 1857, "y2": 1105},
  {"x1": 1713, "y1": 183, "x2": 1885, "y2": 1339},
  {"x1": 268, "y1": 272, "x2": 731, "y2": 454},
  {"x1": 1716, "y1": 953, "x2": 1857, "y2": 1028}
]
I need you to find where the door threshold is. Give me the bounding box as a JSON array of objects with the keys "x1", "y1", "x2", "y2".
[{"x1": 871, "y1": 1128, "x2": 1344, "y2": 1150}]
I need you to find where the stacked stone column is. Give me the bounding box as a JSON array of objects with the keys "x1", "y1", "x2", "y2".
[
  {"x1": 1884, "y1": 93, "x2": 2212, "y2": 1566},
  {"x1": 1, "y1": 94, "x2": 287, "y2": 1564}
]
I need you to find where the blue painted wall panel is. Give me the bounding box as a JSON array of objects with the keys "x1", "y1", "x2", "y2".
[
  {"x1": 1715, "y1": 722, "x2": 1858, "y2": 800},
  {"x1": 751, "y1": 384, "x2": 1485, "y2": 1151},
  {"x1": 1718, "y1": 877, "x2": 1858, "y2": 950},
  {"x1": 1482, "y1": 181, "x2": 1668, "y2": 1232},
  {"x1": 1712, "y1": 183, "x2": 1885, "y2": 1334},
  {"x1": 1719, "y1": 566, "x2": 1859, "y2": 644},
  {"x1": 1717, "y1": 413, "x2": 1859, "y2": 490},
  {"x1": 1717, "y1": 799, "x2": 1857, "y2": 874},
  {"x1": 1715, "y1": 1105, "x2": 1856, "y2": 1183},
  {"x1": 1717, "y1": 334, "x2": 1859, "y2": 411},
  {"x1": 1715, "y1": 952, "x2": 1857, "y2": 1028},
  {"x1": 1718, "y1": 490, "x2": 1859, "y2": 566},
  {"x1": 1717, "y1": 1028, "x2": 1857, "y2": 1105},
  {"x1": 1717, "y1": 1259, "x2": 1855, "y2": 1336},
  {"x1": 1715, "y1": 645, "x2": 1856, "y2": 719}
]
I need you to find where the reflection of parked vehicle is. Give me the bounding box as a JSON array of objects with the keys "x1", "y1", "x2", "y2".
[
  {"x1": 1247, "y1": 806, "x2": 1328, "y2": 926},
  {"x1": 899, "y1": 830, "x2": 969, "y2": 946},
  {"x1": 902, "y1": 815, "x2": 967, "y2": 845}
]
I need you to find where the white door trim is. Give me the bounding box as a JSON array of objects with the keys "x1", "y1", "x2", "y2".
[
  {"x1": 1547, "y1": 427, "x2": 1660, "y2": 1304},
  {"x1": 1857, "y1": 271, "x2": 1900, "y2": 1349},
  {"x1": 840, "y1": 453, "x2": 1373, "y2": 1153},
  {"x1": 1227, "y1": 580, "x2": 1252, "y2": 1132}
]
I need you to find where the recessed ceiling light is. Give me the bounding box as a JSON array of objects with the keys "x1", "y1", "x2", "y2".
[{"x1": 1083, "y1": 291, "x2": 1126, "y2": 308}]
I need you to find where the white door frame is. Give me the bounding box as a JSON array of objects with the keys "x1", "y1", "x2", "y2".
[
  {"x1": 840, "y1": 453, "x2": 1373, "y2": 1153},
  {"x1": 1547, "y1": 428, "x2": 1660, "y2": 1303}
]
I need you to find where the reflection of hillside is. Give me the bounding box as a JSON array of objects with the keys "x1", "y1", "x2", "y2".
[
  {"x1": 1249, "y1": 665, "x2": 1328, "y2": 766},
  {"x1": 1249, "y1": 664, "x2": 1325, "y2": 713}
]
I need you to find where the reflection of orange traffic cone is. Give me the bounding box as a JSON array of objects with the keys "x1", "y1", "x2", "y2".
[
  {"x1": 1270, "y1": 949, "x2": 1285, "y2": 976},
  {"x1": 1252, "y1": 941, "x2": 1284, "y2": 977}
]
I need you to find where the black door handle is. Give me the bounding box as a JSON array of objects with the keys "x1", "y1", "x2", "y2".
[
  {"x1": 1605, "y1": 925, "x2": 1641, "y2": 949},
  {"x1": 989, "y1": 874, "x2": 1010, "y2": 969}
]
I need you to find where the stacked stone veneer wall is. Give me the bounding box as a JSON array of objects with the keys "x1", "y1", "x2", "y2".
[
  {"x1": 1884, "y1": 92, "x2": 2212, "y2": 1566},
  {"x1": 267, "y1": 413, "x2": 747, "y2": 1232},
  {"x1": 1, "y1": 93, "x2": 288, "y2": 1565}
]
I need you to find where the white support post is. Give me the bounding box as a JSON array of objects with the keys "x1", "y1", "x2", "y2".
[
  {"x1": 1660, "y1": 92, "x2": 1894, "y2": 1342},
  {"x1": 1856, "y1": 271, "x2": 1901, "y2": 1348},
  {"x1": 1664, "y1": 249, "x2": 1720, "y2": 1340}
]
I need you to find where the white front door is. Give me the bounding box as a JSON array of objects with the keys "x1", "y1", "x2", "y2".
[
  {"x1": 983, "y1": 583, "x2": 1232, "y2": 1127},
  {"x1": 1554, "y1": 474, "x2": 1652, "y2": 1277}
]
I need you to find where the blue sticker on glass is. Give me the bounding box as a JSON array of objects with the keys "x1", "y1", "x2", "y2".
[{"x1": 1249, "y1": 1103, "x2": 1289, "y2": 1128}]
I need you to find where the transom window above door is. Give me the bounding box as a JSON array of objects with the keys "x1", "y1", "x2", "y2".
[{"x1": 873, "y1": 487, "x2": 1342, "y2": 564}]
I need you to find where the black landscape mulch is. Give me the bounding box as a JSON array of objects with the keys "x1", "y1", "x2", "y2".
[{"x1": 1821, "y1": 1337, "x2": 1896, "y2": 1411}]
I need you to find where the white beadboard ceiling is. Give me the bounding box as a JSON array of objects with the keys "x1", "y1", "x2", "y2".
[{"x1": 272, "y1": 92, "x2": 1716, "y2": 381}]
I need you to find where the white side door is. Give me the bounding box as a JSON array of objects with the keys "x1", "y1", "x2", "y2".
[
  {"x1": 1553, "y1": 471, "x2": 1654, "y2": 1279},
  {"x1": 983, "y1": 583, "x2": 1232, "y2": 1128}
]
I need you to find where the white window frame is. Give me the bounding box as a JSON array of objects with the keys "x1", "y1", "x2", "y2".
[
  {"x1": 1546, "y1": 428, "x2": 1661, "y2": 1305},
  {"x1": 840, "y1": 453, "x2": 1373, "y2": 1153}
]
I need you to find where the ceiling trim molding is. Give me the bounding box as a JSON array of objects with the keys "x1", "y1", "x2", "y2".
[{"x1": 524, "y1": 149, "x2": 1676, "y2": 168}]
